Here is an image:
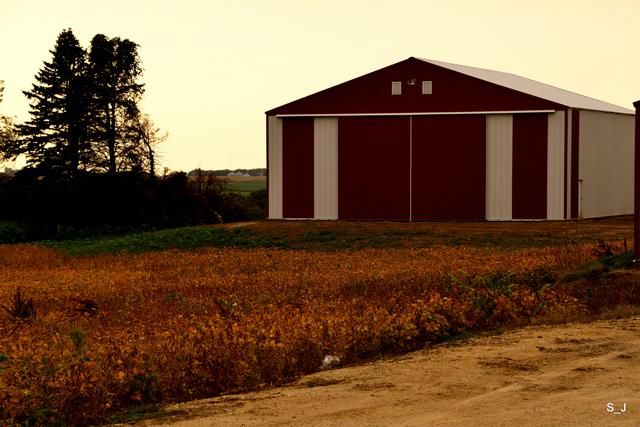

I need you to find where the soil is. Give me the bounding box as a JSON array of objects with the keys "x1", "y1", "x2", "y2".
[{"x1": 139, "y1": 315, "x2": 640, "y2": 426}]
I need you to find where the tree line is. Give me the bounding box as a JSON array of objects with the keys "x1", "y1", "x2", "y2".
[{"x1": 0, "y1": 29, "x2": 263, "y2": 243}]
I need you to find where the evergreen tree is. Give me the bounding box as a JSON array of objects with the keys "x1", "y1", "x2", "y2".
[
  {"x1": 88, "y1": 34, "x2": 145, "y2": 174},
  {"x1": 14, "y1": 29, "x2": 92, "y2": 178}
]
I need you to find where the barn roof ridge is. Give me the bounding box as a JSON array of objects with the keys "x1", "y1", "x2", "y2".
[{"x1": 415, "y1": 57, "x2": 633, "y2": 115}]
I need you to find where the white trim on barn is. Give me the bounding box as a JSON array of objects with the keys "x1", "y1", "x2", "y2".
[
  {"x1": 547, "y1": 111, "x2": 565, "y2": 220},
  {"x1": 267, "y1": 116, "x2": 283, "y2": 219},
  {"x1": 275, "y1": 110, "x2": 556, "y2": 118},
  {"x1": 485, "y1": 114, "x2": 513, "y2": 221},
  {"x1": 313, "y1": 118, "x2": 339, "y2": 220}
]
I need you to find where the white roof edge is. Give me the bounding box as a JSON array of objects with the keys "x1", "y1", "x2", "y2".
[
  {"x1": 275, "y1": 110, "x2": 555, "y2": 117},
  {"x1": 417, "y1": 58, "x2": 634, "y2": 115}
]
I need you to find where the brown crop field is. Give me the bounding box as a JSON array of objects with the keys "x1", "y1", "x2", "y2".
[{"x1": 0, "y1": 217, "x2": 638, "y2": 424}]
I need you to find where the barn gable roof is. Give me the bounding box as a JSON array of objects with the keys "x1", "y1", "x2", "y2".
[
  {"x1": 417, "y1": 58, "x2": 633, "y2": 115},
  {"x1": 267, "y1": 57, "x2": 632, "y2": 116}
]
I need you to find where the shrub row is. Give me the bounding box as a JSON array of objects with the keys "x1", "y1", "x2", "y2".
[{"x1": 0, "y1": 170, "x2": 264, "y2": 242}]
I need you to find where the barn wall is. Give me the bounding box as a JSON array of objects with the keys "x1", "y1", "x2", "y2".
[
  {"x1": 314, "y1": 118, "x2": 339, "y2": 219},
  {"x1": 512, "y1": 114, "x2": 548, "y2": 219},
  {"x1": 547, "y1": 111, "x2": 565, "y2": 220},
  {"x1": 270, "y1": 109, "x2": 633, "y2": 222},
  {"x1": 486, "y1": 114, "x2": 513, "y2": 220},
  {"x1": 267, "y1": 116, "x2": 283, "y2": 219},
  {"x1": 282, "y1": 118, "x2": 314, "y2": 218},
  {"x1": 579, "y1": 110, "x2": 634, "y2": 218}
]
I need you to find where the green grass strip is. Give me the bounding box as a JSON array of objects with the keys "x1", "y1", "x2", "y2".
[{"x1": 41, "y1": 226, "x2": 287, "y2": 256}]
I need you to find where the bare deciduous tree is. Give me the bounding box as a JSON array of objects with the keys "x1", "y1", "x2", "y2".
[
  {"x1": 0, "y1": 81, "x2": 17, "y2": 162},
  {"x1": 120, "y1": 113, "x2": 167, "y2": 178}
]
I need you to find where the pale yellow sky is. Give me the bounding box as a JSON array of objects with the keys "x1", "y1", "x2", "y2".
[{"x1": 1, "y1": 0, "x2": 639, "y2": 172}]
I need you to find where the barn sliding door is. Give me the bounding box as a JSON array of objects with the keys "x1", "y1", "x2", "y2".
[
  {"x1": 337, "y1": 115, "x2": 485, "y2": 221},
  {"x1": 512, "y1": 114, "x2": 548, "y2": 219},
  {"x1": 411, "y1": 115, "x2": 486, "y2": 220},
  {"x1": 338, "y1": 116, "x2": 410, "y2": 220},
  {"x1": 282, "y1": 117, "x2": 314, "y2": 218}
]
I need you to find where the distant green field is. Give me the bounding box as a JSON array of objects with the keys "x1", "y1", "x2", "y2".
[
  {"x1": 226, "y1": 180, "x2": 266, "y2": 193},
  {"x1": 225, "y1": 177, "x2": 266, "y2": 195}
]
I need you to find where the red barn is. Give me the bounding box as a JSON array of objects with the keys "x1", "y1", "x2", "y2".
[{"x1": 265, "y1": 57, "x2": 634, "y2": 221}]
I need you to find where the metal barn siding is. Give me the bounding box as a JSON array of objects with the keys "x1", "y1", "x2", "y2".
[
  {"x1": 282, "y1": 117, "x2": 314, "y2": 218},
  {"x1": 512, "y1": 114, "x2": 548, "y2": 219},
  {"x1": 565, "y1": 110, "x2": 571, "y2": 219},
  {"x1": 547, "y1": 111, "x2": 565, "y2": 220},
  {"x1": 267, "y1": 116, "x2": 283, "y2": 219},
  {"x1": 578, "y1": 111, "x2": 634, "y2": 218},
  {"x1": 411, "y1": 115, "x2": 486, "y2": 220},
  {"x1": 267, "y1": 58, "x2": 562, "y2": 116},
  {"x1": 486, "y1": 115, "x2": 513, "y2": 220},
  {"x1": 314, "y1": 118, "x2": 339, "y2": 219},
  {"x1": 338, "y1": 116, "x2": 410, "y2": 220},
  {"x1": 571, "y1": 110, "x2": 580, "y2": 218}
]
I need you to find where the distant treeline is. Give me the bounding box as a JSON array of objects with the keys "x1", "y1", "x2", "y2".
[
  {"x1": 0, "y1": 169, "x2": 265, "y2": 243},
  {"x1": 188, "y1": 168, "x2": 266, "y2": 177}
]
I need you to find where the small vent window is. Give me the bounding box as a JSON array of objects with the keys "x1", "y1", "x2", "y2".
[
  {"x1": 391, "y1": 81, "x2": 402, "y2": 95},
  {"x1": 422, "y1": 80, "x2": 432, "y2": 95}
]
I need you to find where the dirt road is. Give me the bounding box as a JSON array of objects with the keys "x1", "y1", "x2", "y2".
[{"x1": 142, "y1": 316, "x2": 640, "y2": 426}]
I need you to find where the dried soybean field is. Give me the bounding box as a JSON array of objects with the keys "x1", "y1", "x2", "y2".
[{"x1": 0, "y1": 216, "x2": 638, "y2": 424}]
